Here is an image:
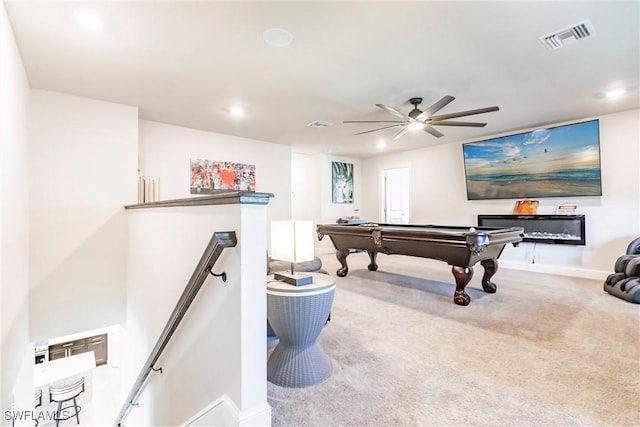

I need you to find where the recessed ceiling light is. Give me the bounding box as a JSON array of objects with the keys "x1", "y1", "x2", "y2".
[
  {"x1": 229, "y1": 105, "x2": 245, "y2": 118},
  {"x1": 263, "y1": 28, "x2": 293, "y2": 47},
  {"x1": 605, "y1": 88, "x2": 626, "y2": 99},
  {"x1": 74, "y1": 10, "x2": 103, "y2": 30},
  {"x1": 377, "y1": 140, "x2": 387, "y2": 149}
]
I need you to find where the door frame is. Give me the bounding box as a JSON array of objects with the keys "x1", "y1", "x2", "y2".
[{"x1": 379, "y1": 166, "x2": 410, "y2": 224}]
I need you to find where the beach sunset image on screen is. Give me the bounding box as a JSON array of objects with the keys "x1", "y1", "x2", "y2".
[{"x1": 462, "y1": 119, "x2": 602, "y2": 200}]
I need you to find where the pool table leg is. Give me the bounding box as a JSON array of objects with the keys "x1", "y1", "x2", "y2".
[
  {"x1": 451, "y1": 266, "x2": 473, "y2": 306},
  {"x1": 336, "y1": 248, "x2": 351, "y2": 277},
  {"x1": 367, "y1": 251, "x2": 378, "y2": 271},
  {"x1": 480, "y1": 258, "x2": 498, "y2": 293}
]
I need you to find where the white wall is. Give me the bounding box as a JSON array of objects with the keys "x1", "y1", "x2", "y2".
[
  {"x1": 0, "y1": 2, "x2": 32, "y2": 419},
  {"x1": 359, "y1": 110, "x2": 640, "y2": 278},
  {"x1": 28, "y1": 90, "x2": 138, "y2": 341},
  {"x1": 122, "y1": 204, "x2": 270, "y2": 426},
  {"x1": 291, "y1": 153, "x2": 322, "y2": 222},
  {"x1": 291, "y1": 154, "x2": 361, "y2": 253},
  {"x1": 138, "y1": 120, "x2": 291, "y2": 222}
]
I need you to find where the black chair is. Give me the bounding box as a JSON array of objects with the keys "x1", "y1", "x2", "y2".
[
  {"x1": 603, "y1": 237, "x2": 640, "y2": 303},
  {"x1": 49, "y1": 377, "x2": 84, "y2": 427},
  {"x1": 626, "y1": 237, "x2": 640, "y2": 255},
  {"x1": 34, "y1": 389, "x2": 42, "y2": 427}
]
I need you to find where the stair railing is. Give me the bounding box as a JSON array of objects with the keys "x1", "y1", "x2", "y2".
[{"x1": 114, "y1": 231, "x2": 237, "y2": 426}]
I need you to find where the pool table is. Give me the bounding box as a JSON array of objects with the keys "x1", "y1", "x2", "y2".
[{"x1": 316, "y1": 223, "x2": 524, "y2": 306}]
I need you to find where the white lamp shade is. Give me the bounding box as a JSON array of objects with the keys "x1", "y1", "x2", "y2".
[{"x1": 270, "y1": 220, "x2": 315, "y2": 264}]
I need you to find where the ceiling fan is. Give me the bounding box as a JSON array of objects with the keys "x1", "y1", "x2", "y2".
[{"x1": 344, "y1": 96, "x2": 499, "y2": 140}]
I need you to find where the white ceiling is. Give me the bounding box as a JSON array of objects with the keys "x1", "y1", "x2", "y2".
[{"x1": 5, "y1": 1, "x2": 639, "y2": 159}]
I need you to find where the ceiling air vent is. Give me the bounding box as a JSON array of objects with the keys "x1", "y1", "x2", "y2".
[
  {"x1": 307, "y1": 120, "x2": 333, "y2": 128},
  {"x1": 540, "y1": 20, "x2": 595, "y2": 50}
]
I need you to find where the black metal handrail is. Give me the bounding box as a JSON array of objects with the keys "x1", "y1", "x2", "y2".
[{"x1": 114, "y1": 231, "x2": 237, "y2": 426}]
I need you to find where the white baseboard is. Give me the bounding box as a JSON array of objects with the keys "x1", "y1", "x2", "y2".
[
  {"x1": 184, "y1": 395, "x2": 271, "y2": 427},
  {"x1": 238, "y1": 402, "x2": 272, "y2": 427},
  {"x1": 498, "y1": 259, "x2": 609, "y2": 281}
]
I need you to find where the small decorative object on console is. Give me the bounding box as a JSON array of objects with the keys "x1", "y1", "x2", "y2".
[
  {"x1": 138, "y1": 175, "x2": 159, "y2": 203},
  {"x1": 513, "y1": 200, "x2": 539, "y2": 214},
  {"x1": 556, "y1": 203, "x2": 577, "y2": 214}
]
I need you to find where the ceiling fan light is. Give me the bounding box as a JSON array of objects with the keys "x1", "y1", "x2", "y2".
[
  {"x1": 347, "y1": 96, "x2": 499, "y2": 140},
  {"x1": 408, "y1": 121, "x2": 423, "y2": 131}
]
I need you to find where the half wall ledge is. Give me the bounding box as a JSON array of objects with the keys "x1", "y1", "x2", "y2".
[{"x1": 124, "y1": 191, "x2": 274, "y2": 210}]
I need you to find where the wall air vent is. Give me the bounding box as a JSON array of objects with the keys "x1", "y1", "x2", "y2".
[{"x1": 540, "y1": 20, "x2": 595, "y2": 50}]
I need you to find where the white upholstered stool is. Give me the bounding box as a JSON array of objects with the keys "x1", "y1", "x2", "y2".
[{"x1": 49, "y1": 377, "x2": 84, "y2": 427}]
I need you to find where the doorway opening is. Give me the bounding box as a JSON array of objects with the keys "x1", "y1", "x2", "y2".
[{"x1": 380, "y1": 167, "x2": 410, "y2": 224}]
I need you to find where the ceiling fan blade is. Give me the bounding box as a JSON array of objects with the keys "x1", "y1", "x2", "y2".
[
  {"x1": 392, "y1": 127, "x2": 410, "y2": 141},
  {"x1": 375, "y1": 103, "x2": 407, "y2": 119},
  {"x1": 430, "y1": 120, "x2": 487, "y2": 127},
  {"x1": 344, "y1": 120, "x2": 406, "y2": 123},
  {"x1": 417, "y1": 95, "x2": 456, "y2": 120},
  {"x1": 430, "y1": 106, "x2": 499, "y2": 121},
  {"x1": 423, "y1": 125, "x2": 444, "y2": 138},
  {"x1": 354, "y1": 123, "x2": 406, "y2": 136}
]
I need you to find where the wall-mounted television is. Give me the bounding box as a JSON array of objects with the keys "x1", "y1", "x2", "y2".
[{"x1": 462, "y1": 119, "x2": 602, "y2": 200}]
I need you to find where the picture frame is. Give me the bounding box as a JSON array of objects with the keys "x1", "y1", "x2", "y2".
[
  {"x1": 332, "y1": 161, "x2": 354, "y2": 204},
  {"x1": 190, "y1": 159, "x2": 256, "y2": 194},
  {"x1": 463, "y1": 119, "x2": 602, "y2": 200}
]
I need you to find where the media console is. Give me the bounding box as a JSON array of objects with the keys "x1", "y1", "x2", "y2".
[{"x1": 477, "y1": 214, "x2": 586, "y2": 245}]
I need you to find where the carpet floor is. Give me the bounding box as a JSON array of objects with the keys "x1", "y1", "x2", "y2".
[{"x1": 267, "y1": 252, "x2": 640, "y2": 427}]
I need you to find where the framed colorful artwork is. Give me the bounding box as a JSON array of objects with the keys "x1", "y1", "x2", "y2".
[{"x1": 190, "y1": 159, "x2": 256, "y2": 194}]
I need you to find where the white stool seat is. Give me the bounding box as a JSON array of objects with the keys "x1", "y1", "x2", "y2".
[{"x1": 49, "y1": 377, "x2": 84, "y2": 427}]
